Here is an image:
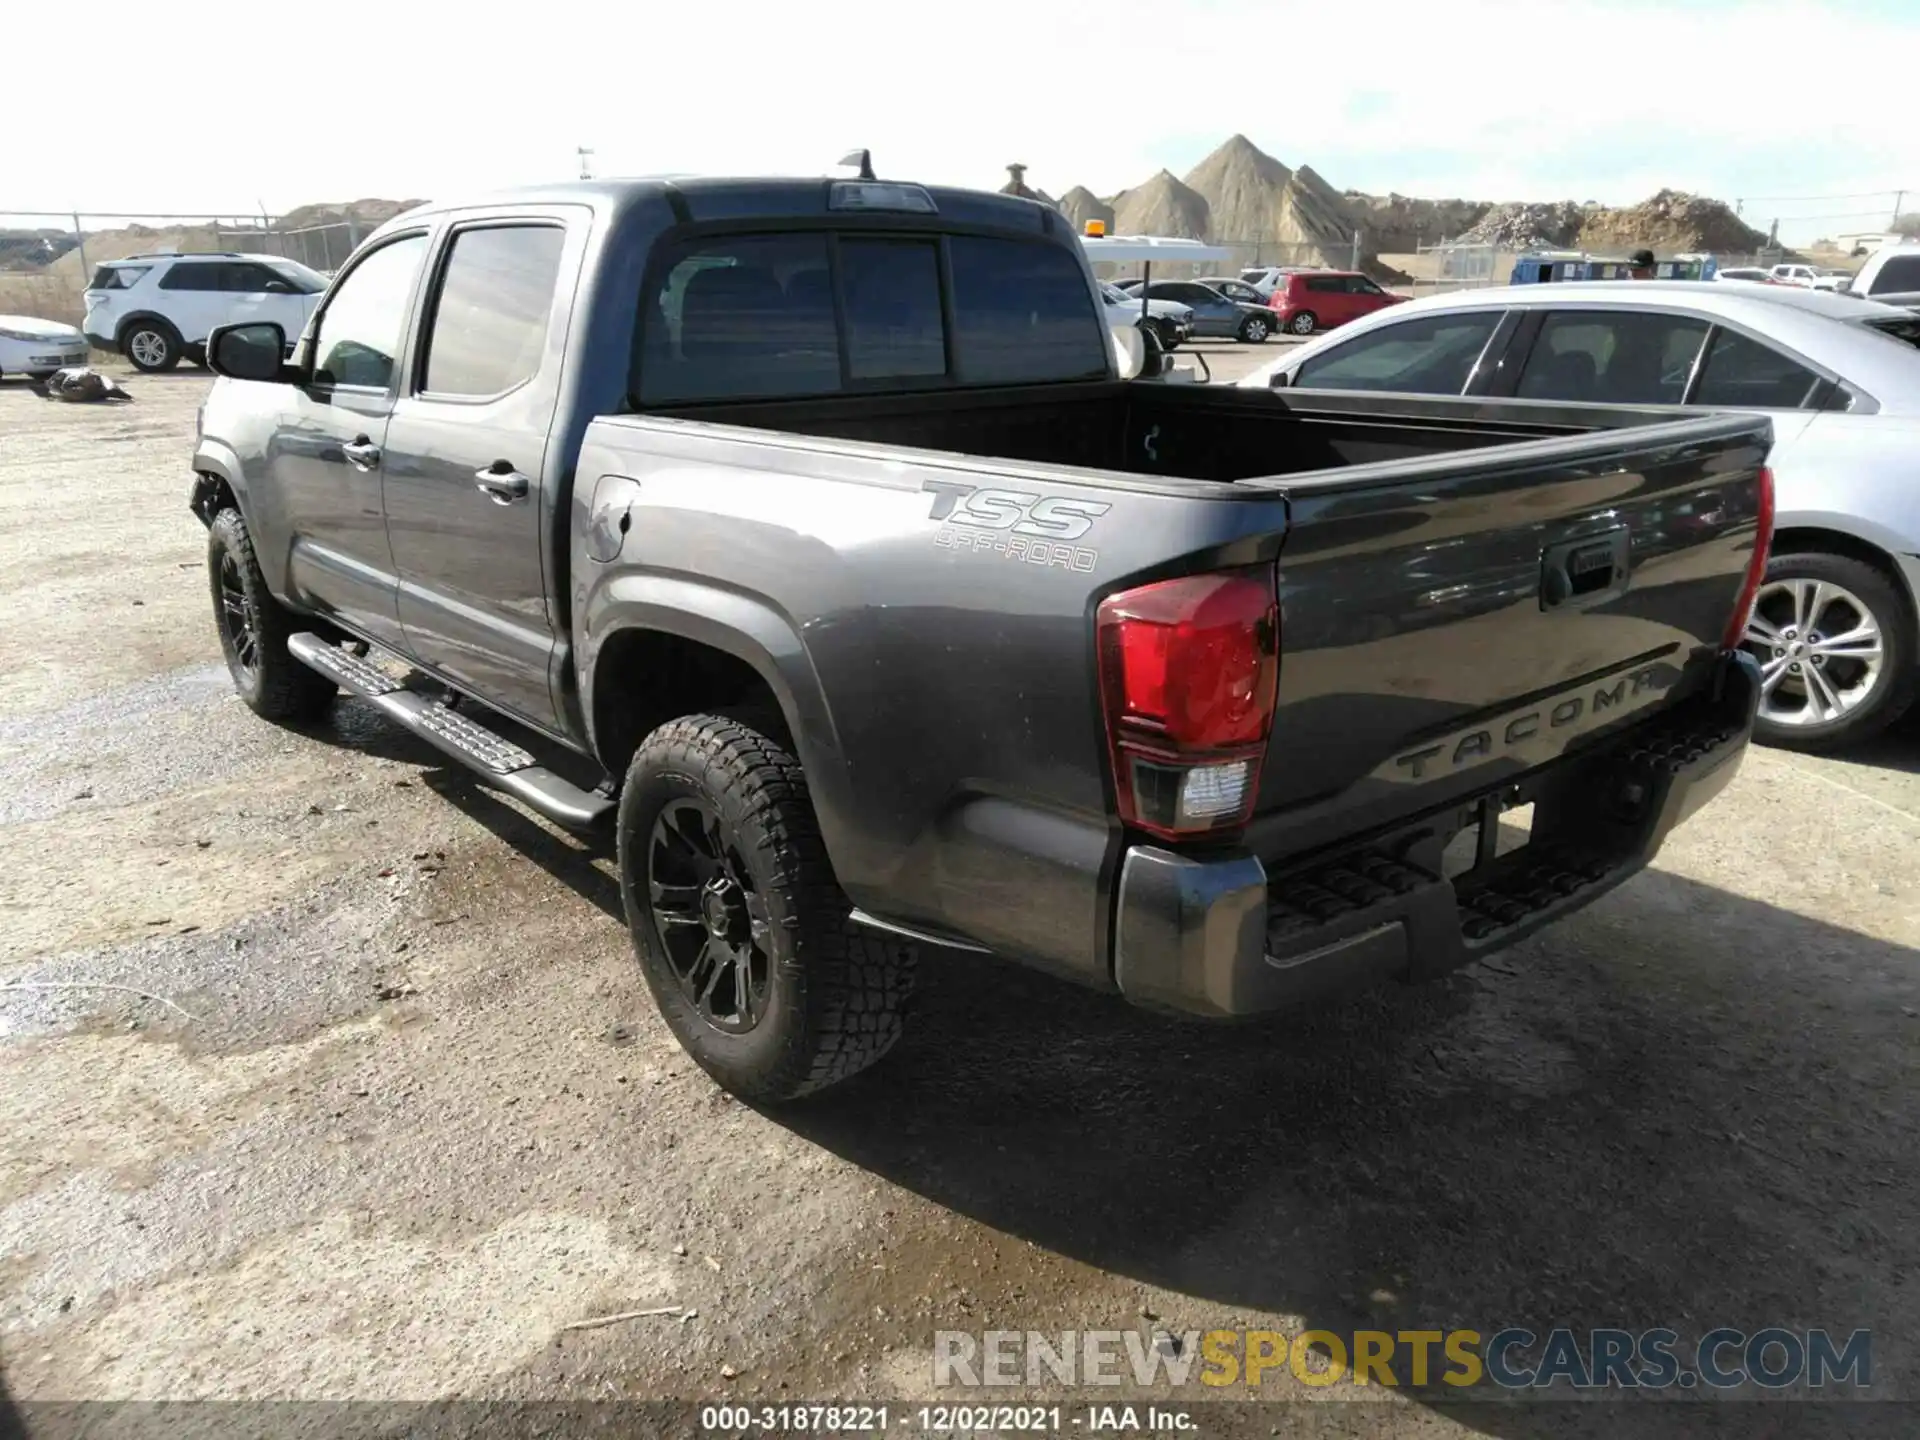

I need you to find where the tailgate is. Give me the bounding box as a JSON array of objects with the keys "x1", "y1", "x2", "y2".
[{"x1": 1249, "y1": 412, "x2": 1772, "y2": 854}]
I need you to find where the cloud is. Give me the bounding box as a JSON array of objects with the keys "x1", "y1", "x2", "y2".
[{"x1": 6, "y1": 0, "x2": 1914, "y2": 246}]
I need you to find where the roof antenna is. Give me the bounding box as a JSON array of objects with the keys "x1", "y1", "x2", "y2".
[{"x1": 839, "y1": 149, "x2": 876, "y2": 181}]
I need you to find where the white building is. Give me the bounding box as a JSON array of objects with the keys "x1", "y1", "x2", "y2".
[{"x1": 1834, "y1": 232, "x2": 1909, "y2": 256}]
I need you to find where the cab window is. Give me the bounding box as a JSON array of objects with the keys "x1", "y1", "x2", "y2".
[{"x1": 310, "y1": 234, "x2": 429, "y2": 389}]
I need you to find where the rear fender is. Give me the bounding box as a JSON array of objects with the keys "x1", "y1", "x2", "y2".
[{"x1": 578, "y1": 574, "x2": 856, "y2": 872}]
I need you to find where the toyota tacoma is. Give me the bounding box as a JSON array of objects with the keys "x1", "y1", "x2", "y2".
[{"x1": 189, "y1": 172, "x2": 1774, "y2": 1100}]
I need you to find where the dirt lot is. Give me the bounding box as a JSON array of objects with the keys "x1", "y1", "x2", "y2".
[{"x1": 3, "y1": 366, "x2": 1919, "y2": 1438}]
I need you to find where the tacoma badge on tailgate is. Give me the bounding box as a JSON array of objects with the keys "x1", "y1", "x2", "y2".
[{"x1": 1386, "y1": 661, "x2": 1680, "y2": 781}]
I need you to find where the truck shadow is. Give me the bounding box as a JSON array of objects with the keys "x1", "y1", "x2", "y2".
[{"x1": 775, "y1": 869, "x2": 1918, "y2": 1437}]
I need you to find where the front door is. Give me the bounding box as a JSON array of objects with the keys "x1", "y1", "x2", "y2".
[
  {"x1": 382, "y1": 216, "x2": 580, "y2": 733},
  {"x1": 266, "y1": 230, "x2": 433, "y2": 652}
]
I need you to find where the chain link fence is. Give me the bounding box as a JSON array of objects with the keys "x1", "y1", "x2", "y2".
[
  {"x1": 0, "y1": 211, "x2": 371, "y2": 326},
  {"x1": 1084, "y1": 238, "x2": 1363, "y2": 285}
]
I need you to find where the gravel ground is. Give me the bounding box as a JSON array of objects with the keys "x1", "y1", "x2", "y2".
[{"x1": 3, "y1": 367, "x2": 1919, "y2": 1438}]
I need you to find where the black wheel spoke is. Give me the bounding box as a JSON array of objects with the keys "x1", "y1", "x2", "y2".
[
  {"x1": 735, "y1": 948, "x2": 760, "y2": 1027},
  {"x1": 650, "y1": 879, "x2": 702, "y2": 911},
  {"x1": 641, "y1": 789, "x2": 778, "y2": 1035},
  {"x1": 743, "y1": 891, "x2": 772, "y2": 950},
  {"x1": 218, "y1": 555, "x2": 258, "y2": 676},
  {"x1": 692, "y1": 938, "x2": 730, "y2": 1012}
]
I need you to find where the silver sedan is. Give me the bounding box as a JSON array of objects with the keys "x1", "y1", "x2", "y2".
[{"x1": 1239, "y1": 281, "x2": 1920, "y2": 751}]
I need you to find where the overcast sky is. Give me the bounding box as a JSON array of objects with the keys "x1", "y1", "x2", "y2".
[{"x1": 9, "y1": 0, "x2": 1916, "y2": 244}]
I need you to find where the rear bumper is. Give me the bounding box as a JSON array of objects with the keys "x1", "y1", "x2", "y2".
[{"x1": 1111, "y1": 649, "x2": 1760, "y2": 1018}]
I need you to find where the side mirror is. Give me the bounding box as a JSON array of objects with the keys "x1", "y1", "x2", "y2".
[
  {"x1": 1111, "y1": 322, "x2": 1145, "y2": 380},
  {"x1": 263, "y1": 280, "x2": 293, "y2": 294},
  {"x1": 1268, "y1": 370, "x2": 1292, "y2": 389},
  {"x1": 207, "y1": 321, "x2": 291, "y2": 383}
]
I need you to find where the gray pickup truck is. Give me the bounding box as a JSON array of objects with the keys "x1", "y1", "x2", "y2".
[{"x1": 190, "y1": 173, "x2": 1774, "y2": 1101}]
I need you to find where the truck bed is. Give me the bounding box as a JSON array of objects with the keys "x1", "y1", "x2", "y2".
[
  {"x1": 643, "y1": 378, "x2": 1643, "y2": 485},
  {"x1": 584, "y1": 385, "x2": 1770, "y2": 993}
]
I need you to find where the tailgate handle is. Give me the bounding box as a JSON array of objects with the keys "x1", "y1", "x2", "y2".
[{"x1": 1541, "y1": 527, "x2": 1630, "y2": 610}]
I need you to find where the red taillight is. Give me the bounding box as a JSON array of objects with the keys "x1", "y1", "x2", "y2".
[
  {"x1": 1096, "y1": 566, "x2": 1280, "y2": 840},
  {"x1": 1721, "y1": 464, "x2": 1775, "y2": 650}
]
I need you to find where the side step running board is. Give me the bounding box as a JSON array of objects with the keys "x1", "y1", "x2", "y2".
[{"x1": 288, "y1": 633, "x2": 614, "y2": 830}]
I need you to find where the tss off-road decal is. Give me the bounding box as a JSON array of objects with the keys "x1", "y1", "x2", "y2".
[{"x1": 922, "y1": 479, "x2": 1110, "y2": 572}]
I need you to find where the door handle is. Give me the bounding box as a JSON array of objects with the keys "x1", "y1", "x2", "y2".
[
  {"x1": 474, "y1": 463, "x2": 530, "y2": 504},
  {"x1": 341, "y1": 437, "x2": 381, "y2": 470}
]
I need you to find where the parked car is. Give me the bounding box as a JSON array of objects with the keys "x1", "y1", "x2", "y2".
[
  {"x1": 1117, "y1": 280, "x2": 1275, "y2": 342},
  {"x1": 1716, "y1": 267, "x2": 1780, "y2": 284},
  {"x1": 1268, "y1": 270, "x2": 1408, "y2": 335},
  {"x1": 1195, "y1": 276, "x2": 1268, "y2": 306},
  {"x1": 1237, "y1": 265, "x2": 1316, "y2": 297},
  {"x1": 0, "y1": 314, "x2": 89, "y2": 380},
  {"x1": 1769, "y1": 263, "x2": 1850, "y2": 293},
  {"x1": 83, "y1": 252, "x2": 330, "y2": 373},
  {"x1": 1099, "y1": 281, "x2": 1191, "y2": 349},
  {"x1": 1846, "y1": 243, "x2": 1920, "y2": 309},
  {"x1": 188, "y1": 174, "x2": 1769, "y2": 1101},
  {"x1": 1239, "y1": 280, "x2": 1920, "y2": 750}
]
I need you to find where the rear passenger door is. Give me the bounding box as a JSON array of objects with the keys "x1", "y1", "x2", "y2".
[
  {"x1": 1511, "y1": 309, "x2": 1709, "y2": 406},
  {"x1": 382, "y1": 212, "x2": 585, "y2": 733},
  {"x1": 154, "y1": 262, "x2": 230, "y2": 344},
  {"x1": 1306, "y1": 275, "x2": 1355, "y2": 326}
]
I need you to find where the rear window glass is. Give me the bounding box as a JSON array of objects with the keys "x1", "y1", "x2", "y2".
[
  {"x1": 1690, "y1": 328, "x2": 1820, "y2": 409},
  {"x1": 949, "y1": 234, "x2": 1108, "y2": 385},
  {"x1": 90, "y1": 265, "x2": 148, "y2": 291},
  {"x1": 640, "y1": 234, "x2": 840, "y2": 403},
  {"x1": 841, "y1": 238, "x2": 945, "y2": 381},
  {"x1": 1869, "y1": 254, "x2": 1920, "y2": 294},
  {"x1": 635, "y1": 230, "x2": 1105, "y2": 403}
]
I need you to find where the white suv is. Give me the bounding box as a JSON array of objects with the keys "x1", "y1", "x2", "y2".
[{"x1": 83, "y1": 252, "x2": 329, "y2": 372}]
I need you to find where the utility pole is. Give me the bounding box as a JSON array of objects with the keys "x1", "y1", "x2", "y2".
[
  {"x1": 1892, "y1": 190, "x2": 1907, "y2": 229},
  {"x1": 577, "y1": 147, "x2": 595, "y2": 181}
]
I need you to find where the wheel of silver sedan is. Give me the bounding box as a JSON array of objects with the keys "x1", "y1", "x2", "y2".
[{"x1": 1744, "y1": 577, "x2": 1884, "y2": 727}]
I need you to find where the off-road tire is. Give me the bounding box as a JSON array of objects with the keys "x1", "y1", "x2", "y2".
[
  {"x1": 1748, "y1": 549, "x2": 1917, "y2": 753},
  {"x1": 123, "y1": 319, "x2": 183, "y2": 373},
  {"x1": 207, "y1": 508, "x2": 338, "y2": 722},
  {"x1": 617, "y1": 713, "x2": 917, "y2": 1102}
]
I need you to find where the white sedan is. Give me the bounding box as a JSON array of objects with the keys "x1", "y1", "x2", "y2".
[
  {"x1": 0, "y1": 314, "x2": 90, "y2": 381},
  {"x1": 1238, "y1": 281, "x2": 1920, "y2": 752}
]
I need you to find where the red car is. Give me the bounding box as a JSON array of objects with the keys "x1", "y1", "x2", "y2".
[{"x1": 1269, "y1": 271, "x2": 1407, "y2": 335}]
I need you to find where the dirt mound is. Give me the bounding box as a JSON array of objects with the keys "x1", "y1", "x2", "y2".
[
  {"x1": 1457, "y1": 201, "x2": 1586, "y2": 250},
  {"x1": 1345, "y1": 192, "x2": 1493, "y2": 252},
  {"x1": 45, "y1": 224, "x2": 235, "y2": 281},
  {"x1": 277, "y1": 198, "x2": 424, "y2": 231},
  {"x1": 1179, "y1": 135, "x2": 1351, "y2": 258},
  {"x1": 0, "y1": 230, "x2": 78, "y2": 272},
  {"x1": 1110, "y1": 170, "x2": 1211, "y2": 239},
  {"x1": 1057, "y1": 186, "x2": 1114, "y2": 236},
  {"x1": 1181, "y1": 134, "x2": 1293, "y2": 238},
  {"x1": 1577, "y1": 190, "x2": 1767, "y2": 253}
]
